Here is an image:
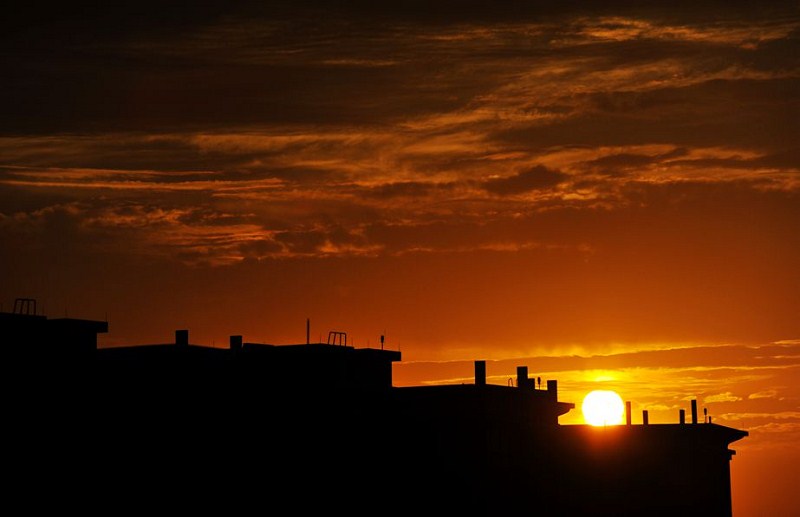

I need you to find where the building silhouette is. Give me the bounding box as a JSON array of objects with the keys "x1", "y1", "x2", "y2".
[{"x1": 4, "y1": 302, "x2": 747, "y2": 516}]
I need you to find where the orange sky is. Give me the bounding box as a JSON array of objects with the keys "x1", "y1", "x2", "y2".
[
  {"x1": 392, "y1": 344, "x2": 800, "y2": 515},
  {"x1": 1, "y1": 2, "x2": 798, "y2": 514}
]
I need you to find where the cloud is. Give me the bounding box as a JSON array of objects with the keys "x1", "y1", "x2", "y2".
[
  {"x1": 482, "y1": 165, "x2": 569, "y2": 195},
  {"x1": 720, "y1": 411, "x2": 800, "y2": 422},
  {"x1": 747, "y1": 421, "x2": 800, "y2": 436},
  {"x1": 565, "y1": 15, "x2": 797, "y2": 48},
  {"x1": 705, "y1": 392, "x2": 742, "y2": 403},
  {"x1": 582, "y1": 148, "x2": 690, "y2": 174},
  {"x1": 237, "y1": 238, "x2": 284, "y2": 258},
  {"x1": 749, "y1": 390, "x2": 780, "y2": 400},
  {"x1": 363, "y1": 181, "x2": 458, "y2": 200},
  {"x1": 6, "y1": 4, "x2": 796, "y2": 136}
]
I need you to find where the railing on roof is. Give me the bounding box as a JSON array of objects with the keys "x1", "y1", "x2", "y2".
[
  {"x1": 327, "y1": 331, "x2": 347, "y2": 346},
  {"x1": 13, "y1": 298, "x2": 37, "y2": 316}
]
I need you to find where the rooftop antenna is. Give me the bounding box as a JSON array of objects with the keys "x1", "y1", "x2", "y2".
[{"x1": 380, "y1": 334, "x2": 385, "y2": 350}]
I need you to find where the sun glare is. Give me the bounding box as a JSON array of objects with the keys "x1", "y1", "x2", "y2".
[{"x1": 582, "y1": 390, "x2": 625, "y2": 426}]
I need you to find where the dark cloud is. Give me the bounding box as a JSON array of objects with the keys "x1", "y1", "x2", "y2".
[
  {"x1": 496, "y1": 77, "x2": 799, "y2": 152},
  {"x1": 586, "y1": 153, "x2": 662, "y2": 170},
  {"x1": 748, "y1": 26, "x2": 800, "y2": 72},
  {"x1": 273, "y1": 229, "x2": 328, "y2": 254},
  {"x1": 0, "y1": 64, "x2": 450, "y2": 134},
  {"x1": 482, "y1": 165, "x2": 568, "y2": 195},
  {"x1": 757, "y1": 148, "x2": 800, "y2": 169},
  {"x1": 237, "y1": 238, "x2": 284, "y2": 258},
  {"x1": 364, "y1": 181, "x2": 458, "y2": 200},
  {"x1": 5, "y1": 1, "x2": 796, "y2": 136},
  {"x1": 581, "y1": 148, "x2": 689, "y2": 174}
]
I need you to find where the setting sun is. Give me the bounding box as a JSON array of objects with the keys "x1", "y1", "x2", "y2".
[{"x1": 582, "y1": 390, "x2": 625, "y2": 426}]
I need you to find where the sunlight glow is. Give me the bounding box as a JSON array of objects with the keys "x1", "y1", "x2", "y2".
[{"x1": 582, "y1": 390, "x2": 625, "y2": 426}]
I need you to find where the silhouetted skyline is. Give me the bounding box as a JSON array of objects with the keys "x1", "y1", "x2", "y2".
[{"x1": 6, "y1": 307, "x2": 748, "y2": 515}]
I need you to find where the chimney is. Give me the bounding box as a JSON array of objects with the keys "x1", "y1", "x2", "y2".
[
  {"x1": 475, "y1": 360, "x2": 486, "y2": 386},
  {"x1": 691, "y1": 399, "x2": 698, "y2": 424},
  {"x1": 625, "y1": 401, "x2": 632, "y2": 425},
  {"x1": 516, "y1": 366, "x2": 528, "y2": 388},
  {"x1": 643, "y1": 410, "x2": 649, "y2": 425},
  {"x1": 175, "y1": 329, "x2": 189, "y2": 347},
  {"x1": 230, "y1": 335, "x2": 242, "y2": 352},
  {"x1": 546, "y1": 379, "x2": 557, "y2": 400},
  {"x1": 679, "y1": 409, "x2": 686, "y2": 425}
]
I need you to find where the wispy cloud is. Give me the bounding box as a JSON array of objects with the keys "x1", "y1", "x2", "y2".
[
  {"x1": 705, "y1": 391, "x2": 743, "y2": 403},
  {"x1": 749, "y1": 389, "x2": 781, "y2": 399}
]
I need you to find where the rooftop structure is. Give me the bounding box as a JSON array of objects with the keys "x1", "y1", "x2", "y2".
[
  {"x1": 3, "y1": 300, "x2": 747, "y2": 516},
  {"x1": 1, "y1": 298, "x2": 107, "y2": 361}
]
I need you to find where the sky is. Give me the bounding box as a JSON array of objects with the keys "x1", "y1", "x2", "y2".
[{"x1": 2, "y1": 1, "x2": 798, "y2": 514}]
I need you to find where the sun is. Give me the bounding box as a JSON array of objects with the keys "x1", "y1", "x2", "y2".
[{"x1": 582, "y1": 389, "x2": 625, "y2": 426}]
